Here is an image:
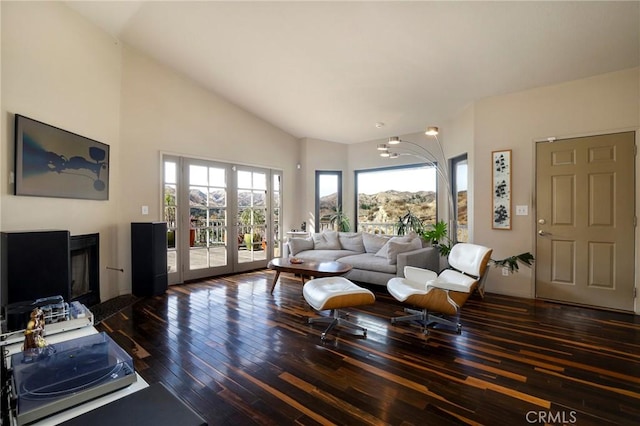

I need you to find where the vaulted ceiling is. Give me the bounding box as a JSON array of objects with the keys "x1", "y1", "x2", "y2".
[{"x1": 65, "y1": 1, "x2": 639, "y2": 143}]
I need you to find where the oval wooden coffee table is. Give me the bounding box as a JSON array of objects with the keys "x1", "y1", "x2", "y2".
[{"x1": 267, "y1": 258, "x2": 352, "y2": 294}]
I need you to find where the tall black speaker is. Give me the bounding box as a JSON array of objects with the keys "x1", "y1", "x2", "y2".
[
  {"x1": 1, "y1": 230, "x2": 71, "y2": 308},
  {"x1": 131, "y1": 222, "x2": 168, "y2": 297}
]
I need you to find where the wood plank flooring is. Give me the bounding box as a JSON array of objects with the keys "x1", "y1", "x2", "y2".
[{"x1": 96, "y1": 270, "x2": 640, "y2": 425}]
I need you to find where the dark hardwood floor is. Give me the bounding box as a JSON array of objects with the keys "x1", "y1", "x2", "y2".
[{"x1": 96, "y1": 270, "x2": 640, "y2": 425}]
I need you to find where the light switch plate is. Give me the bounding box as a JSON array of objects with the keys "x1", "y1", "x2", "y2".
[
  {"x1": 515, "y1": 205, "x2": 528, "y2": 216},
  {"x1": 142, "y1": 205, "x2": 149, "y2": 215}
]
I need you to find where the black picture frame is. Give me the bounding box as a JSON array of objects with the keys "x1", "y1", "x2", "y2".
[{"x1": 14, "y1": 114, "x2": 109, "y2": 200}]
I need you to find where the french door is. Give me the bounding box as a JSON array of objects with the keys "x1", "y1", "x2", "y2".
[{"x1": 163, "y1": 155, "x2": 282, "y2": 284}]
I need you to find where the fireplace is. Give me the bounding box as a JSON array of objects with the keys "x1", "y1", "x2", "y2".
[
  {"x1": 0, "y1": 231, "x2": 102, "y2": 332},
  {"x1": 70, "y1": 233, "x2": 100, "y2": 307}
]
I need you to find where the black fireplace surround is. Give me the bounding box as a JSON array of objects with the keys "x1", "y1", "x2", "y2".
[{"x1": 1, "y1": 230, "x2": 101, "y2": 327}]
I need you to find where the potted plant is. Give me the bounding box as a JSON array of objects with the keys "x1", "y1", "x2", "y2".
[
  {"x1": 329, "y1": 205, "x2": 351, "y2": 232},
  {"x1": 240, "y1": 207, "x2": 266, "y2": 250},
  {"x1": 396, "y1": 210, "x2": 424, "y2": 236},
  {"x1": 165, "y1": 193, "x2": 176, "y2": 248},
  {"x1": 491, "y1": 252, "x2": 535, "y2": 273},
  {"x1": 189, "y1": 215, "x2": 198, "y2": 247},
  {"x1": 421, "y1": 220, "x2": 452, "y2": 256}
]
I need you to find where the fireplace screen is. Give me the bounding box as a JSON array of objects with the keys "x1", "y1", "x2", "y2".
[
  {"x1": 69, "y1": 233, "x2": 100, "y2": 307},
  {"x1": 71, "y1": 250, "x2": 90, "y2": 300}
]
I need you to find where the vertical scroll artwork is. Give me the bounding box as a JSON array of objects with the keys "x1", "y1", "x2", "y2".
[{"x1": 492, "y1": 149, "x2": 511, "y2": 230}]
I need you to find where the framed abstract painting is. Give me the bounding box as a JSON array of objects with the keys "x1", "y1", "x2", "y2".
[{"x1": 14, "y1": 114, "x2": 109, "y2": 200}]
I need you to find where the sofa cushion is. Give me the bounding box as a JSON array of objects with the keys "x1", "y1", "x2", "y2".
[
  {"x1": 289, "y1": 237, "x2": 314, "y2": 256},
  {"x1": 295, "y1": 249, "x2": 357, "y2": 262},
  {"x1": 312, "y1": 230, "x2": 341, "y2": 250},
  {"x1": 375, "y1": 235, "x2": 414, "y2": 258},
  {"x1": 338, "y1": 232, "x2": 365, "y2": 253},
  {"x1": 362, "y1": 233, "x2": 392, "y2": 253},
  {"x1": 338, "y1": 253, "x2": 397, "y2": 274},
  {"x1": 385, "y1": 238, "x2": 422, "y2": 265}
]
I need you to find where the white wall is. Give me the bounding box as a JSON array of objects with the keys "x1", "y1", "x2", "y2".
[
  {"x1": 345, "y1": 69, "x2": 639, "y2": 313},
  {"x1": 299, "y1": 138, "x2": 348, "y2": 232},
  {"x1": 1, "y1": 1, "x2": 123, "y2": 301},
  {"x1": 1, "y1": 2, "x2": 300, "y2": 300},
  {"x1": 2, "y1": 2, "x2": 638, "y2": 313},
  {"x1": 469, "y1": 68, "x2": 639, "y2": 303},
  {"x1": 117, "y1": 46, "x2": 299, "y2": 291},
  {"x1": 445, "y1": 106, "x2": 476, "y2": 239}
]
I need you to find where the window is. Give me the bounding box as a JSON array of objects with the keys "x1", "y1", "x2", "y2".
[
  {"x1": 450, "y1": 154, "x2": 468, "y2": 242},
  {"x1": 315, "y1": 171, "x2": 342, "y2": 232},
  {"x1": 356, "y1": 164, "x2": 437, "y2": 234}
]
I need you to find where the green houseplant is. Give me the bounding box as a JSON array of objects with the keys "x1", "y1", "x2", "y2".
[
  {"x1": 420, "y1": 220, "x2": 452, "y2": 256},
  {"x1": 396, "y1": 210, "x2": 424, "y2": 236},
  {"x1": 420, "y1": 220, "x2": 534, "y2": 272},
  {"x1": 491, "y1": 252, "x2": 535, "y2": 273},
  {"x1": 329, "y1": 205, "x2": 351, "y2": 232}
]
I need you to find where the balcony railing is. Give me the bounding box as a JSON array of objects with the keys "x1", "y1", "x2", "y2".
[{"x1": 319, "y1": 220, "x2": 402, "y2": 235}]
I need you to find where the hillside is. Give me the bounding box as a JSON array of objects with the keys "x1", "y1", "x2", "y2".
[
  {"x1": 171, "y1": 186, "x2": 467, "y2": 228},
  {"x1": 320, "y1": 190, "x2": 437, "y2": 224}
]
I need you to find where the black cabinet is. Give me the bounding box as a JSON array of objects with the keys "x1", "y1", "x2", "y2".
[{"x1": 131, "y1": 222, "x2": 168, "y2": 297}]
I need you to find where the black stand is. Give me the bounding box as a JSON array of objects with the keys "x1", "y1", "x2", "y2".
[{"x1": 59, "y1": 382, "x2": 206, "y2": 426}]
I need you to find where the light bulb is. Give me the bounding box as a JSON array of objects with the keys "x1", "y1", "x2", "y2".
[
  {"x1": 425, "y1": 126, "x2": 439, "y2": 136},
  {"x1": 388, "y1": 136, "x2": 400, "y2": 145}
]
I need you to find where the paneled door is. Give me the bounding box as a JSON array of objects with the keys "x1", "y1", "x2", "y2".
[{"x1": 535, "y1": 132, "x2": 635, "y2": 311}]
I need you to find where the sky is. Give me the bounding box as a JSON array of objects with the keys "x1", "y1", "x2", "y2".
[{"x1": 320, "y1": 164, "x2": 468, "y2": 196}]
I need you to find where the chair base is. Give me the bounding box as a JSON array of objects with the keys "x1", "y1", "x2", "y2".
[
  {"x1": 308, "y1": 309, "x2": 367, "y2": 340},
  {"x1": 390, "y1": 308, "x2": 462, "y2": 335}
]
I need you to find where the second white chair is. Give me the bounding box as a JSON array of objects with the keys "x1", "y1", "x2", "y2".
[{"x1": 387, "y1": 243, "x2": 492, "y2": 335}]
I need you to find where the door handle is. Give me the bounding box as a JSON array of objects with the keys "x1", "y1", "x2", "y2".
[{"x1": 538, "y1": 230, "x2": 548, "y2": 236}]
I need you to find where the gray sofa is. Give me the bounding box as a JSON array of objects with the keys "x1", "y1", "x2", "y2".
[{"x1": 287, "y1": 230, "x2": 438, "y2": 286}]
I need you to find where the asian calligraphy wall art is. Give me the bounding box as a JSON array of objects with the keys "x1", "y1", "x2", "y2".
[{"x1": 492, "y1": 149, "x2": 511, "y2": 230}]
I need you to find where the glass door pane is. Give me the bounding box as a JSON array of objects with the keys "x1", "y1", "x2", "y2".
[
  {"x1": 236, "y1": 168, "x2": 268, "y2": 267},
  {"x1": 316, "y1": 172, "x2": 341, "y2": 232},
  {"x1": 272, "y1": 173, "x2": 282, "y2": 258},
  {"x1": 163, "y1": 158, "x2": 179, "y2": 284},
  {"x1": 185, "y1": 162, "x2": 232, "y2": 280},
  {"x1": 451, "y1": 155, "x2": 468, "y2": 242}
]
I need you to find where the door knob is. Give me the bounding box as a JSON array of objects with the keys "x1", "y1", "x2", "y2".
[
  {"x1": 538, "y1": 219, "x2": 546, "y2": 225},
  {"x1": 538, "y1": 230, "x2": 546, "y2": 236}
]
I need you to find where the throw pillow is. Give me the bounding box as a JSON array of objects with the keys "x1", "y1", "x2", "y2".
[
  {"x1": 374, "y1": 235, "x2": 414, "y2": 258},
  {"x1": 338, "y1": 232, "x2": 365, "y2": 252},
  {"x1": 288, "y1": 238, "x2": 314, "y2": 256},
  {"x1": 386, "y1": 237, "x2": 422, "y2": 265},
  {"x1": 312, "y1": 230, "x2": 341, "y2": 250},
  {"x1": 362, "y1": 232, "x2": 392, "y2": 253}
]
